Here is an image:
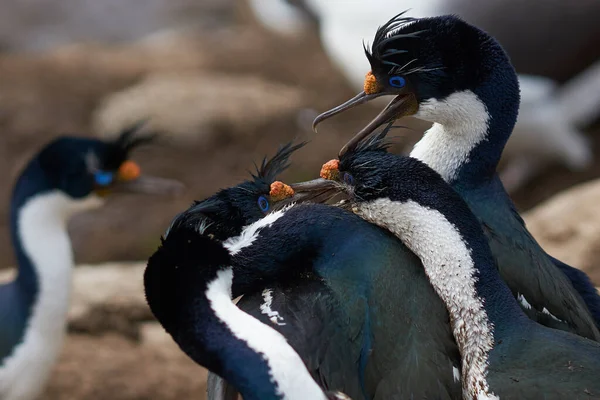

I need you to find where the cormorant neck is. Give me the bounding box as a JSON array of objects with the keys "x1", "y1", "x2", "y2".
[
  {"x1": 352, "y1": 196, "x2": 523, "y2": 400},
  {"x1": 145, "y1": 255, "x2": 327, "y2": 400},
  {"x1": 4, "y1": 158, "x2": 102, "y2": 345},
  {"x1": 410, "y1": 64, "x2": 519, "y2": 188},
  {"x1": 9, "y1": 159, "x2": 101, "y2": 293},
  {"x1": 224, "y1": 204, "x2": 346, "y2": 297}
]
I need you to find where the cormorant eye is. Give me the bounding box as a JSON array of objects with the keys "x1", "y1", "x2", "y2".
[
  {"x1": 343, "y1": 172, "x2": 354, "y2": 186},
  {"x1": 388, "y1": 76, "x2": 406, "y2": 88},
  {"x1": 257, "y1": 195, "x2": 270, "y2": 212},
  {"x1": 94, "y1": 171, "x2": 114, "y2": 186}
]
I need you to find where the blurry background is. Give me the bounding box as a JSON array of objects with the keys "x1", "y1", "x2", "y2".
[{"x1": 0, "y1": 0, "x2": 599, "y2": 398}]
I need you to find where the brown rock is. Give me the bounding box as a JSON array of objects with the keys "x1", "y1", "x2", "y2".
[
  {"x1": 67, "y1": 263, "x2": 153, "y2": 341},
  {"x1": 93, "y1": 72, "x2": 306, "y2": 145},
  {"x1": 45, "y1": 329, "x2": 208, "y2": 400},
  {"x1": 524, "y1": 178, "x2": 600, "y2": 284}
]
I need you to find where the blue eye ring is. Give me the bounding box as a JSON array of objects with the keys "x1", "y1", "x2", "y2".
[
  {"x1": 343, "y1": 172, "x2": 354, "y2": 186},
  {"x1": 388, "y1": 76, "x2": 406, "y2": 88},
  {"x1": 94, "y1": 171, "x2": 114, "y2": 186},
  {"x1": 257, "y1": 195, "x2": 270, "y2": 212}
]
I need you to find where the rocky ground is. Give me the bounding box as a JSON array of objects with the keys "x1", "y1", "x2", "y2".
[{"x1": 1, "y1": 1, "x2": 599, "y2": 399}]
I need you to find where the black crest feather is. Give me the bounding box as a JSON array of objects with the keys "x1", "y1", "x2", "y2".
[
  {"x1": 251, "y1": 141, "x2": 308, "y2": 183},
  {"x1": 366, "y1": 11, "x2": 421, "y2": 72},
  {"x1": 113, "y1": 119, "x2": 157, "y2": 153},
  {"x1": 104, "y1": 120, "x2": 158, "y2": 169},
  {"x1": 351, "y1": 123, "x2": 396, "y2": 156}
]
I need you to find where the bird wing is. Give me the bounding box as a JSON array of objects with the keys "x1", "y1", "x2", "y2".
[
  {"x1": 478, "y1": 192, "x2": 600, "y2": 341},
  {"x1": 549, "y1": 255, "x2": 600, "y2": 328},
  {"x1": 487, "y1": 323, "x2": 600, "y2": 399},
  {"x1": 216, "y1": 223, "x2": 461, "y2": 400},
  {"x1": 316, "y1": 230, "x2": 461, "y2": 400}
]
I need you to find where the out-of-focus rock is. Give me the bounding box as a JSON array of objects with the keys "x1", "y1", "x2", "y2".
[
  {"x1": 45, "y1": 35, "x2": 211, "y2": 77},
  {"x1": 524, "y1": 179, "x2": 600, "y2": 284},
  {"x1": 45, "y1": 330, "x2": 208, "y2": 400},
  {"x1": 69, "y1": 262, "x2": 146, "y2": 319},
  {"x1": 93, "y1": 72, "x2": 306, "y2": 145},
  {"x1": 0, "y1": 0, "x2": 235, "y2": 52},
  {"x1": 68, "y1": 262, "x2": 151, "y2": 340}
]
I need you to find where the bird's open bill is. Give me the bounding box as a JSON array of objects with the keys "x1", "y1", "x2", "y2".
[
  {"x1": 312, "y1": 92, "x2": 418, "y2": 157},
  {"x1": 95, "y1": 160, "x2": 185, "y2": 197},
  {"x1": 289, "y1": 178, "x2": 346, "y2": 205},
  {"x1": 112, "y1": 175, "x2": 185, "y2": 196}
]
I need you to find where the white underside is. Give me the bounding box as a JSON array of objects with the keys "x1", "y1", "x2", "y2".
[
  {"x1": 0, "y1": 192, "x2": 102, "y2": 400},
  {"x1": 353, "y1": 199, "x2": 498, "y2": 400},
  {"x1": 206, "y1": 268, "x2": 327, "y2": 400}
]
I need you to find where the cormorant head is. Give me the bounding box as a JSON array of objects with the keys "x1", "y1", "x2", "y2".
[
  {"x1": 291, "y1": 124, "x2": 446, "y2": 205},
  {"x1": 312, "y1": 13, "x2": 518, "y2": 155},
  {"x1": 30, "y1": 121, "x2": 183, "y2": 205},
  {"x1": 165, "y1": 142, "x2": 310, "y2": 241}
]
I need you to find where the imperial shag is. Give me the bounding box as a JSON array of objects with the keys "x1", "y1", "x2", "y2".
[
  {"x1": 146, "y1": 144, "x2": 462, "y2": 400},
  {"x1": 248, "y1": 0, "x2": 598, "y2": 192},
  {"x1": 311, "y1": 13, "x2": 600, "y2": 339},
  {"x1": 298, "y1": 133, "x2": 600, "y2": 399},
  {"x1": 0, "y1": 125, "x2": 182, "y2": 400}
]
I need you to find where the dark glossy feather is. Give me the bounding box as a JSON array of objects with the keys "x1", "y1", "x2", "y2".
[{"x1": 211, "y1": 204, "x2": 462, "y2": 400}]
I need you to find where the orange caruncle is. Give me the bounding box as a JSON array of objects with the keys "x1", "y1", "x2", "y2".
[
  {"x1": 364, "y1": 71, "x2": 381, "y2": 95},
  {"x1": 269, "y1": 181, "x2": 295, "y2": 201},
  {"x1": 320, "y1": 159, "x2": 340, "y2": 181}
]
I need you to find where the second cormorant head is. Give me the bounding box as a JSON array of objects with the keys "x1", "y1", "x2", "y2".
[
  {"x1": 164, "y1": 142, "x2": 315, "y2": 242},
  {"x1": 312, "y1": 13, "x2": 519, "y2": 168}
]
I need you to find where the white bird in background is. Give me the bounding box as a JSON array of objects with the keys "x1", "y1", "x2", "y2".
[{"x1": 248, "y1": 0, "x2": 600, "y2": 192}]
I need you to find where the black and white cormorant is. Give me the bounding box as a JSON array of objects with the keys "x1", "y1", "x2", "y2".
[
  {"x1": 311, "y1": 13, "x2": 600, "y2": 340},
  {"x1": 145, "y1": 143, "x2": 463, "y2": 400},
  {"x1": 297, "y1": 133, "x2": 600, "y2": 399},
  {"x1": 0, "y1": 125, "x2": 182, "y2": 400}
]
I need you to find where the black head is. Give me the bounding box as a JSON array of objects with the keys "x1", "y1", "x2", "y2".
[
  {"x1": 312, "y1": 13, "x2": 518, "y2": 155},
  {"x1": 366, "y1": 13, "x2": 503, "y2": 103},
  {"x1": 291, "y1": 125, "x2": 454, "y2": 207},
  {"x1": 335, "y1": 131, "x2": 440, "y2": 203},
  {"x1": 166, "y1": 142, "x2": 306, "y2": 241},
  {"x1": 25, "y1": 122, "x2": 183, "y2": 200}
]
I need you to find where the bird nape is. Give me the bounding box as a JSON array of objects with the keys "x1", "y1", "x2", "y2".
[{"x1": 310, "y1": 12, "x2": 600, "y2": 339}]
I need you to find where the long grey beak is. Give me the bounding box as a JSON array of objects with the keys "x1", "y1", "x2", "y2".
[
  {"x1": 113, "y1": 175, "x2": 185, "y2": 196},
  {"x1": 288, "y1": 178, "x2": 346, "y2": 204},
  {"x1": 312, "y1": 92, "x2": 387, "y2": 132}
]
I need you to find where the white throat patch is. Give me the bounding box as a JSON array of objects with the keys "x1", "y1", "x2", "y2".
[
  {"x1": 410, "y1": 90, "x2": 490, "y2": 183},
  {"x1": 0, "y1": 191, "x2": 103, "y2": 400},
  {"x1": 205, "y1": 268, "x2": 327, "y2": 400},
  {"x1": 353, "y1": 198, "x2": 498, "y2": 400}
]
